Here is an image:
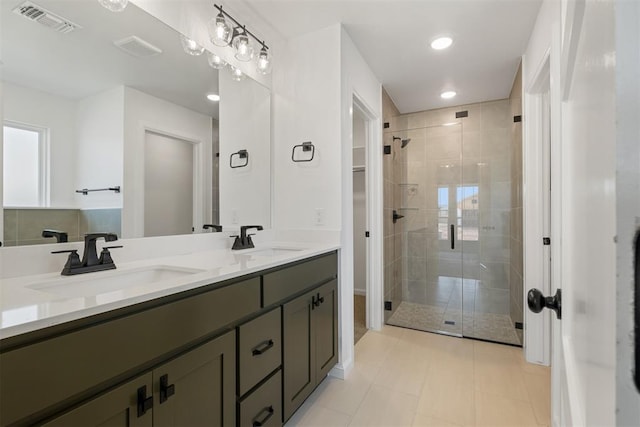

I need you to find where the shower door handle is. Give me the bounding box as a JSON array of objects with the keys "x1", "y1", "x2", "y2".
[{"x1": 450, "y1": 224, "x2": 455, "y2": 250}]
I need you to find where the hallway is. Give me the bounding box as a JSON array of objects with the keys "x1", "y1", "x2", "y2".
[{"x1": 286, "y1": 326, "x2": 550, "y2": 426}]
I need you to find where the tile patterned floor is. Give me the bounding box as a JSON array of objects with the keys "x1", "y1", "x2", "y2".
[
  {"x1": 387, "y1": 301, "x2": 521, "y2": 345},
  {"x1": 285, "y1": 326, "x2": 550, "y2": 427}
]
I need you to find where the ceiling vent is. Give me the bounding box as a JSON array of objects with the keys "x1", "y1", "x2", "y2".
[
  {"x1": 113, "y1": 36, "x2": 162, "y2": 58},
  {"x1": 13, "y1": 1, "x2": 81, "y2": 34}
]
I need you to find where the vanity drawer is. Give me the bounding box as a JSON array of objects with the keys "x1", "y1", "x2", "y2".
[
  {"x1": 238, "y1": 308, "x2": 282, "y2": 395},
  {"x1": 262, "y1": 252, "x2": 337, "y2": 306},
  {"x1": 239, "y1": 371, "x2": 282, "y2": 427}
]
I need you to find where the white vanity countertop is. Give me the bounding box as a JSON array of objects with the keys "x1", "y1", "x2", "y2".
[{"x1": 0, "y1": 241, "x2": 339, "y2": 340}]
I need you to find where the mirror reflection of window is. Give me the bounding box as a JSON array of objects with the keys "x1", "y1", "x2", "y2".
[
  {"x1": 457, "y1": 185, "x2": 479, "y2": 241},
  {"x1": 3, "y1": 123, "x2": 48, "y2": 207},
  {"x1": 437, "y1": 186, "x2": 449, "y2": 240}
]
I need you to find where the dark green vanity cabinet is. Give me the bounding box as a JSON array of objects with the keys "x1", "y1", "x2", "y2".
[
  {"x1": 282, "y1": 280, "x2": 338, "y2": 422},
  {"x1": 41, "y1": 332, "x2": 235, "y2": 427},
  {"x1": 0, "y1": 251, "x2": 338, "y2": 427}
]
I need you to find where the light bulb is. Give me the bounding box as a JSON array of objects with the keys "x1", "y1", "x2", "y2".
[
  {"x1": 232, "y1": 28, "x2": 253, "y2": 62},
  {"x1": 207, "y1": 93, "x2": 220, "y2": 102},
  {"x1": 256, "y1": 46, "x2": 272, "y2": 75},
  {"x1": 229, "y1": 65, "x2": 246, "y2": 82},
  {"x1": 207, "y1": 52, "x2": 226, "y2": 70},
  {"x1": 180, "y1": 35, "x2": 204, "y2": 56},
  {"x1": 98, "y1": 0, "x2": 128, "y2": 12},
  {"x1": 440, "y1": 91, "x2": 457, "y2": 99},
  {"x1": 208, "y1": 12, "x2": 232, "y2": 46}
]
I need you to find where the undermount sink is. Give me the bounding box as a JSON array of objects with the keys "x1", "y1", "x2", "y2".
[
  {"x1": 27, "y1": 265, "x2": 205, "y2": 298},
  {"x1": 244, "y1": 247, "x2": 305, "y2": 257}
]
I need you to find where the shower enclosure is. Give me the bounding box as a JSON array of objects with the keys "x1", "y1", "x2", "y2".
[{"x1": 386, "y1": 101, "x2": 520, "y2": 345}]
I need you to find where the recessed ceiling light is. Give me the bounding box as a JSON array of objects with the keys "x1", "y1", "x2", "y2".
[
  {"x1": 207, "y1": 93, "x2": 220, "y2": 102},
  {"x1": 431, "y1": 37, "x2": 453, "y2": 50},
  {"x1": 440, "y1": 91, "x2": 457, "y2": 99}
]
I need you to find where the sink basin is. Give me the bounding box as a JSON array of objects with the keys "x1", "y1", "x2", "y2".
[
  {"x1": 27, "y1": 265, "x2": 205, "y2": 298},
  {"x1": 245, "y1": 247, "x2": 305, "y2": 257}
]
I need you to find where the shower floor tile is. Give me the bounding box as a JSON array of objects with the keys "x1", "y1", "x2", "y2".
[{"x1": 387, "y1": 301, "x2": 521, "y2": 345}]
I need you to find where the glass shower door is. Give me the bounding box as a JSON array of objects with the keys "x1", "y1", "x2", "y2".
[{"x1": 387, "y1": 123, "x2": 464, "y2": 336}]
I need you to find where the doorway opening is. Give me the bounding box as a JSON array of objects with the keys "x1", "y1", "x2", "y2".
[
  {"x1": 352, "y1": 102, "x2": 368, "y2": 344},
  {"x1": 144, "y1": 130, "x2": 198, "y2": 237}
]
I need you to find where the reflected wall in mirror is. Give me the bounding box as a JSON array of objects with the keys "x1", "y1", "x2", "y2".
[{"x1": 1, "y1": 0, "x2": 271, "y2": 246}]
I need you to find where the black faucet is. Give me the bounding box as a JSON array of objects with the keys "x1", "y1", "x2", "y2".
[
  {"x1": 231, "y1": 225, "x2": 263, "y2": 250},
  {"x1": 42, "y1": 229, "x2": 68, "y2": 243},
  {"x1": 203, "y1": 224, "x2": 223, "y2": 232},
  {"x1": 52, "y1": 233, "x2": 122, "y2": 275}
]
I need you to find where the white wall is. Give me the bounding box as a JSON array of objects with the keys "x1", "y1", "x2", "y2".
[
  {"x1": 273, "y1": 24, "x2": 342, "y2": 231},
  {"x1": 122, "y1": 87, "x2": 213, "y2": 238},
  {"x1": 75, "y1": 87, "x2": 124, "y2": 209},
  {"x1": 3, "y1": 82, "x2": 77, "y2": 207},
  {"x1": 219, "y1": 70, "x2": 271, "y2": 228}
]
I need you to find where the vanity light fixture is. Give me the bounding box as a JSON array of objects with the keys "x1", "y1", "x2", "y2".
[
  {"x1": 207, "y1": 51, "x2": 226, "y2": 69},
  {"x1": 207, "y1": 93, "x2": 220, "y2": 102},
  {"x1": 441, "y1": 90, "x2": 457, "y2": 99},
  {"x1": 180, "y1": 35, "x2": 205, "y2": 56},
  {"x1": 98, "y1": 0, "x2": 128, "y2": 13},
  {"x1": 430, "y1": 36, "x2": 453, "y2": 50},
  {"x1": 210, "y1": 4, "x2": 272, "y2": 74}
]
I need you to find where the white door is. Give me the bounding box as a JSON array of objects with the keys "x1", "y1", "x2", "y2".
[
  {"x1": 144, "y1": 131, "x2": 194, "y2": 237},
  {"x1": 530, "y1": 1, "x2": 618, "y2": 425}
]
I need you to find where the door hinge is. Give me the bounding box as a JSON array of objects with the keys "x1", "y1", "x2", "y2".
[
  {"x1": 365, "y1": 231, "x2": 370, "y2": 237},
  {"x1": 543, "y1": 237, "x2": 551, "y2": 245},
  {"x1": 384, "y1": 301, "x2": 392, "y2": 311},
  {"x1": 383, "y1": 145, "x2": 391, "y2": 155}
]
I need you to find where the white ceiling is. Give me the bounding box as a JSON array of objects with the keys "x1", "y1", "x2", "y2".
[{"x1": 242, "y1": 0, "x2": 542, "y2": 113}]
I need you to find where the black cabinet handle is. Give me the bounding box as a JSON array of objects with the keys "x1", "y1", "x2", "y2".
[
  {"x1": 252, "y1": 405, "x2": 274, "y2": 427},
  {"x1": 311, "y1": 295, "x2": 317, "y2": 310},
  {"x1": 317, "y1": 292, "x2": 325, "y2": 305},
  {"x1": 252, "y1": 339, "x2": 274, "y2": 356},
  {"x1": 136, "y1": 385, "x2": 153, "y2": 417},
  {"x1": 527, "y1": 288, "x2": 562, "y2": 319},
  {"x1": 159, "y1": 374, "x2": 175, "y2": 403},
  {"x1": 450, "y1": 224, "x2": 455, "y2": 250}
]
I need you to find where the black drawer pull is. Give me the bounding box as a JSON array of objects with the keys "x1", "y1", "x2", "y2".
[
  {"x1": 159, "y1": 374, "x2": 176, "y2": 403},
  {"x1": 252, "y1": 405, "x2": 274, "y2": 427},
  {"x1": 136, "y1": 385, "x2": 153, "y2": 417},
  {"x1": 252, "y1": 339, "x2": 275, "y2": 356}
]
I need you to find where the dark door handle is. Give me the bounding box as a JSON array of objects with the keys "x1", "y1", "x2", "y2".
[
  {"x1": 159, "y1": 374, "x2": 175, "y2": 403},
  {"x1": 450, "y1": 224, "x2": 455, "y2": 250},
  {"x1": 527, "y1": 288, "x2": 562, "y2": 319},
  {"x1": 252, "y1": 339, "x2": 275, "y2": 356},
  {"x1": 136, "y1": 385, "x2": 153, "y2": 417},
  {"x1": 252, "y1": 405, "x2": 274, "y2": 427},
  {"x1": 392, "y1": 210, "x2": 404, "y2": 224}
]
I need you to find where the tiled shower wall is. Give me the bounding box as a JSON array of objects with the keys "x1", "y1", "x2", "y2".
[
  {"x1": 382, "y1": 88, "x2": 403, "y2": 321},
  {"x1": 509, "y1": 64, "x2": 524, "y2": 341},
  {"x1": 388, "y1": 96, "x2": 519, "y2": 325},
  {"x1": 3, "y1": 208, "x2": 122, "y2": 246}
]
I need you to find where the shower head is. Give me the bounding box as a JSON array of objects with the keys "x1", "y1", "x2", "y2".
[{"x1": 392, "y1": 136, "x2": 411, "y2": 148}]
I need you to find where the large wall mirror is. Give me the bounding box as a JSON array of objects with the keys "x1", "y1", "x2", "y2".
[{"x1": 1, "y1": 0, "x2": 271, "y2": 246}]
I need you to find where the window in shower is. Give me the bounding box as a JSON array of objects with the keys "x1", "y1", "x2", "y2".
[
  {"x1": 437, "y1": 185, "x2": 478, "y2": 241},
  {"x1": 457, "y1": 185, "x2": 479, "y2": 241}
]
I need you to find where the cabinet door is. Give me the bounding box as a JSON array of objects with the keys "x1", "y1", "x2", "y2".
[
  {"x1": 42, "y1": 374, "x2": 153, "y2": 427},
  {"x1": 282, "y1": 290, "x2": 315, "y2": 422},
  {"x1": 313, "y1": 280, "x2": 338, "y2": 381},
  {"x1": 153, "y1": 331, "x2": 236, "y2": 427}
]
